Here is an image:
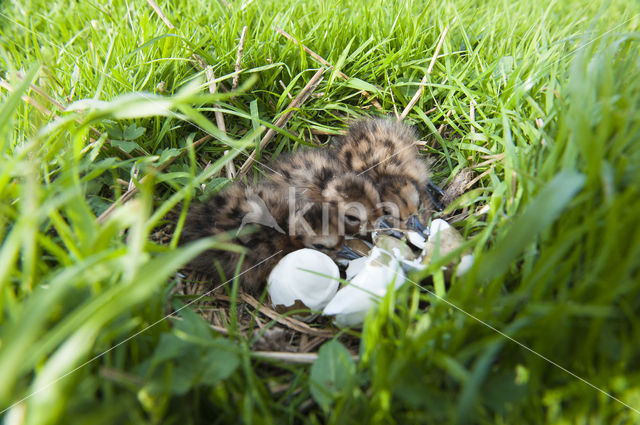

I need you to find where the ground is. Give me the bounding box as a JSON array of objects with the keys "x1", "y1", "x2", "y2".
[{"x1": 1, "y1": 0, "x2": 639, "y2": 424}]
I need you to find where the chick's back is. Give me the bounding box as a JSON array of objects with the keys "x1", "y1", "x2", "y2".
[{"x1": 334, "y1": 118, "x2": 428, "y2": 186}]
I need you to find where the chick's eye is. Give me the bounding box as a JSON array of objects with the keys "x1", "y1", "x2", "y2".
[
  {"x1": 312, "y1": 243, "x2": 328, "y2": 250},
  {"x1": 345, "y1": 214, "x2": 361, "y2": 225}
]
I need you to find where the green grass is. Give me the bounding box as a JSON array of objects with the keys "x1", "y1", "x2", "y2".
[{"x1": 1, "y1": 0, "x2": 640, "y2": 423}]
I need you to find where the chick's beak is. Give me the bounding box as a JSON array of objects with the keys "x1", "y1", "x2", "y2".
[
  {"x1": 426, "y1": 179, "x2": 445, "y2": 211},
  {"x1": 336, "y1": 245, "x2": 363, "y2": 260},
  {"x1": 406, "y1": 215, "x2": 429, "y2": 235},
  {"x1": 376, "y1": 219, "x2": 404, "y2": 239}
]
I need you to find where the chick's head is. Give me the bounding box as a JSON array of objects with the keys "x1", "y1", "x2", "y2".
[
  {"x1": 320, "y1": 173, "x2": 381, "y2": 235},
  {"x1": 375, "y1": 175, "x2": 421, "y2": 224}
]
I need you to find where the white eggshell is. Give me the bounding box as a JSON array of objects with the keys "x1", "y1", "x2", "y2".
[
  {"x1": 429, "y1": 219, "x2": 451, "y2": 235},
  {"x1": 323, "y1": 248, "x2": 406, "y2": 326},
  {"x1": 456, "y1": 254, "x2": 475, "y2": 276},
  {"x1": 329, "y1": 311, "x2": 368, "y2": 327},
  {"x1": 267, "y1": 249, "x2": 339, "y2": 311},
  {"x1": 345, "y1": 256, "x2": 368, "y2": 280},
  {"x1": 406, "y1": 230, "x2": 427, "y2": 249},
  {"x1": 423, "y1": 219, "x2": 473, "y2": 278},
  {"x1": 401, "y1": 257, "x2": 426, "y2": 273},
  {"x1": 423, "y1": 218, "x2": 464, "y2": 260}
]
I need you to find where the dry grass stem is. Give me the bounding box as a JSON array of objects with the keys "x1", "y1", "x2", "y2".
[
  {"x1": 399, "y1": 26, "x2": 449, "y2": 120},
  {"x1": 464, "y1": 167, "x2": 493, "y2": 191},
  {"x1": 145, "y1": 0, "x2": 175, "y2": 29},
  {"x1": 233, "y1": 26, "x2": 248, "y2": 90},
  {"x1": 237, "y1": 67, "x2": 325, "y2": 176},
  {"x1": 253, "y1": 350, "x2": 358, "y2": 363},
  {"x1": 279, "y1": 80, "x2": 294, "y2": 99},
  {"x1": 470, "y1": 100, "x2": 476, "y2": 133},
  {"x1": 385, "y1": 69, "x2": 400, "y2": 119},
  {"x1": 0, "y1": 79, "x2": 51, "y2": 115},
  {"x1": 239, "y1": 294, "x2": 335, "y2": 338},
  {"x1": 252, "y1": 351, "x2": 319, "y2": 363},
  {"x1": 471, "y1": 153, "x2": 505, "y2": 169},
  {"x1": 438, "y1": 109, "x2": 454, "y2": 135},
  {"x1": 196, "y1": 57, "x2": 236, "y2": 178},
  {"x1": 310, "y1": 128, "x2": 345, "y2": 136}
]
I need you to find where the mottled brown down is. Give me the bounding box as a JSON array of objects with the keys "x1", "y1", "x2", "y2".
[
  {"x1": 180, "y1": 118, "x2": 435, "y2": 292},
  {"x1": 179, "y1": 181, "x2": 296, "y2": 293},
  {"x1": 180, "y1": 148, "x2": 381, "y2": 293},
  {"x1": 332, "y1": 118, "x2": 433, "y2": 225},
  {"x1": 266, "y1": 148, "x2": 381, "y2": 235}
]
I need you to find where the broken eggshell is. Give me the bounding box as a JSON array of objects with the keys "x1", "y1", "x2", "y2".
[
  {"x1": 345, "y1": 237, "x2": 372, "y2": 255},
  {"x1": 372, "y1": 233, "x2": 426, "y2": 273},
  {"x1": 323, "y1": 247, "x2": 406, "y2": 327},
  {"x1": 345, "y1": 256, "x2": 368, "y2": 280},
  {"x1": 335, "y1": 238, "x2": 372, "y2": 267},
  {"x1": 372, "y1": 234, "x2": 416, "y2": 260},
  {"x1": 406, "y1": 230, "x2": 427, "y2": 250},
  {"x1": 267, "y1": 249, "x2": 340, "y2": 314},
  {"x1": 423, "y1": 219, "x2": 474, "y2": 276},
  {"x1": 457, "y1": 254, "x2": 475, "y2": 277},
  {"x1": 423, "y1": 219, "x2": 463, "y2": 259}
]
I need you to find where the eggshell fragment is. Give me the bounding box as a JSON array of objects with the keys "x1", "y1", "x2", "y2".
[
  {"x1": 336, "y1": 238, "x2": 372, "y2": 267},
  {"x1": 267, "y1": 249, "x2": 339, "y2": 312},
  {"x1": 345, "y1": 256, "x2": 368, "y2": 280},
  {"x1": 429, "y1": 218, "x2": 451, "y2": 235},
  {"x1": 344, "y1": 237, "x2": 372, "y2": 256},
  {"x1": 373, "y1": 234, "x2": 415, "y2": 259},
  {"x1": 323, "y1": 248, "x2": 406, "y2": 326},
  {"x1": 406, "y1": 230, "x2": 427, "y2": 249},
  {"x1": 400, "y1": 257, "x2": 426, "y2": 273},
  {"x1": 422, "y1": 219, "x2": 474, "y2": 277},
  {"x1": 456, "y1": 254, "x2": 475, "y2": 276},
  {"x1": 422, "y1": 219, "x2": 465, "y2": 262}
]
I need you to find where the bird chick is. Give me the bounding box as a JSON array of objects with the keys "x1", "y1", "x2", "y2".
[
  {"x1": 266, "y1": 148, "x2": 382, "y2": 236},
  {"x1": 332, "y1": 118, "x2": 437, "y2": 232},
  {"x1": 179, "y1": 180, "x2": 294, "y2": 294},
  {"x1": 335, "y1": 118, "x2": 428, "y2": 186},
  {"x1": 179, "y1": 148, "x2": 379, "y2": 292}
]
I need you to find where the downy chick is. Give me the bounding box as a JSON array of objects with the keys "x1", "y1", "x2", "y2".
[
  {"x1": 179, "y1": 149, "x2": 377, "y2": 292},
  {"x1": 179, "y1": 180, "x2": 295, "y2": 294},
  {"x1": 332, "y1": 118, "x2": 438, "y2": 233},
  {"x1": 266, "y1": 148, "x2": 382, "y2": 236}
]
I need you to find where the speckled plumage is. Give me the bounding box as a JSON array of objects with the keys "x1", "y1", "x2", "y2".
[
  {"x1": 180, "y1": 118, "x2": 435, "y2": 292},
  {"x1": 266, "y1": 148, "x2": 381, "y2": 235},
  {"x1": 179, "y1": 181, "x2": 297, "y2": 294},
  {"x1": 180, "y1": 147, "x2": 382, "y2": 293},
  {"x1": 332, "y1": 118, "x2": 432, "y2": 226}
]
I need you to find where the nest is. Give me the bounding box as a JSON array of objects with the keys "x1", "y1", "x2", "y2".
[{"x1": 151, "y1": 169, "x2": 478, "y2": 358}]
